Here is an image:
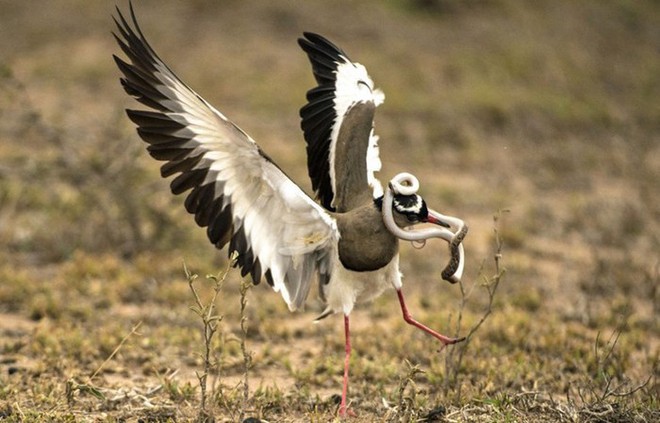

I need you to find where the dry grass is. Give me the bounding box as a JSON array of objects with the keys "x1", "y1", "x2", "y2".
[{"x1": 0, "y1": 0, "x2": 658, "y2": 421}]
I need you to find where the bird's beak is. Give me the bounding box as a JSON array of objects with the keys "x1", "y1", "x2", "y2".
[
  {"x1": 425, "y1": 213, "x2": 451, "y2": 228},
  {"x1": 427, "y1": 209, "x2": 463, "y2": 232}
]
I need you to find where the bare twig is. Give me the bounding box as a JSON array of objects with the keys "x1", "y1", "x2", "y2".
[
  {"x1": 392, "y1": 360, "x2": 424, "y2": 422},
  {"x1": 66, "y1": 321, "x2": 142, "y2": 406},
  {"x1": 185, "y1": 255, "x2": 235, "y2": 422},
  {"x1": 565, "y1": 319, "x2": 655, "y2": 420},
  {"x1": 444, "y1": 209, "x2": 508, "y2": 399},
  {"x1": 90, "y1": 321, "x2": 143, "y2": 382},
  {"x1": 591, "y1": 325, "x2": 652, "y2": 405},
  {"x1": 238, "y1": 277, "x2": 253, "y2": 422}
]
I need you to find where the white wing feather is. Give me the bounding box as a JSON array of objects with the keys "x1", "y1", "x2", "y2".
[{"x1": 114, "y1": 6, "x2": 337, "y2": 310}]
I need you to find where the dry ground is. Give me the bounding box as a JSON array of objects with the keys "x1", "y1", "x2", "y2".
[{"x1": 0, "y1": 0, "x2": 658, "y2": 421}]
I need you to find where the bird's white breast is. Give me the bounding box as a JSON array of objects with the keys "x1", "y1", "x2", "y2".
[{"x1": 324, "y1": 251, "x2": 402, "y2": 316}]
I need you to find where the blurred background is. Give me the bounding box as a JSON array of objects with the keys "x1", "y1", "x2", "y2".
[{"x1": 0, "y1": 0, "x2": 657, "y2": 420}]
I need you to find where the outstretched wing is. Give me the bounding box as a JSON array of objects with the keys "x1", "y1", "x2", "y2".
[
  {"x1": 113, "y1": 5, "x2": 337, "y2": 310},
  {"x1": 298, "y1": 33, "x2": 384, "y2": 213}
]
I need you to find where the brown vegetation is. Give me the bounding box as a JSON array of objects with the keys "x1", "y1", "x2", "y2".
[{"x1": 0, "y1": 0, "x2": 657, "y2": 421}]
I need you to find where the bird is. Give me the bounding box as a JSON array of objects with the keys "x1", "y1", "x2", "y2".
[{"x1": 113, "y1": 3, "x2": 468, "y2": 417}]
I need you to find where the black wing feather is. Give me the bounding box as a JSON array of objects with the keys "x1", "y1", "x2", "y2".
[
  {"x1": 298, "y1": 33, "x2": 354, "y2": 212},
  {"x1": 113, "y1": 4, "x2": 266, "y2": 284}
]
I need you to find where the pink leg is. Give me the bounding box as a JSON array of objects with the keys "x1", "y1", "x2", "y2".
[
  {"x1": 396, "y1": 289, "x2": 465, "y2": 346},
  {"x1": 339, "y1": 314, "x2": 355, "y2": 418}
]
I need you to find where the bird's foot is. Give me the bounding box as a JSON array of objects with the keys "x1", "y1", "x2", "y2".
[
  {"x1": 338, "y1": 405, "x2": 357, "y2": 419},
  {"x1": 436, "y1": 335, "x2": 466, "y2": 353},
  {"x1": 444, "y1": 335, "x2": 466, "y2": 345},
  {"x1": 396, "y1": 289, "x2": 466, "y2": 349}
]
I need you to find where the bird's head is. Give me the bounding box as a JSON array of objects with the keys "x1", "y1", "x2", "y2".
[
  {"x1": 381, "y1": 172, "x2": 467, "y2": 284},
  {"x1": 390, "y1": 193, "x2": 449, "y2": 229}
]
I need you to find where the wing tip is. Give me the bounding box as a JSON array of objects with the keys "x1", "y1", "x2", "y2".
[{"x1": 298, "y1": 31, "x2": 349, "y2": 63}]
